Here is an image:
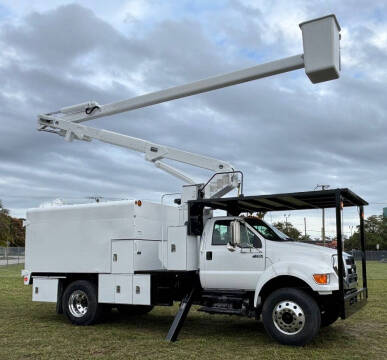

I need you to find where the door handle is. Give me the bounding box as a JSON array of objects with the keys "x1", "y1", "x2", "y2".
[{"x1": 206, "y1": 251, "x2": 212, "y2": 261}]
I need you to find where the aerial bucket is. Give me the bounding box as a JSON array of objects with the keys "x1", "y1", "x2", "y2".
[{"x1": 300, "y1": 14, "x2": 341, "y2": 84}]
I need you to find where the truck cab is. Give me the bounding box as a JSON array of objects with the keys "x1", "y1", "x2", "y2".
[
  {"x1": 196, "y1": 215, "x2": 352, "y2": 344},
  {"x1": 184, "y1": 189, "x2": 367, "y2": 346},
  {"x1": 200, "y1": 215, "x2": 344, "y2": 295}
]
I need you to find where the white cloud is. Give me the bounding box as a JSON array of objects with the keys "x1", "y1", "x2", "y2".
[{"x1": 0, "y1": 1, "x2": 386, "y2": 238}]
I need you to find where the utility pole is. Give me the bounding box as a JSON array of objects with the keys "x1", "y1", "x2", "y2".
[
  {"x1": 0, "y1": 204, "x2": 9, "y2": 266},
  {"x1": 284, "y1": 213, "x2": 291, "y2": 234},
  {"x1": 6, "y1": 218, "x2": 11, "y2": 267},
  {"x1": 304, "y1": 217, "x2": 307, "y2": 238},
  {"x1": 315, "y1": 184, "x2": 330, "y2": 246}
]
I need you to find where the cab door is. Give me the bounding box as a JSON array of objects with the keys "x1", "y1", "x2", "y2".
[{"x1": 200, "y1": 219, "x2": 265, "y2": 290}]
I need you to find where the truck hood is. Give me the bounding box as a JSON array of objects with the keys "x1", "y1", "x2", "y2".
[{"x1": 266, "y1": 240, "x2": 338, "y2": 264}]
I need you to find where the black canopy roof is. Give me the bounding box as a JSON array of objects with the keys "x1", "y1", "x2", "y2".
[{"x1": 189, "y1": 188, "x2": 367, "y2": 215}]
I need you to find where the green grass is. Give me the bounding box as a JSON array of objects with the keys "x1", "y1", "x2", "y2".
[{"x1": 1, "y1": 263, "x2": 386, "y2": 360}]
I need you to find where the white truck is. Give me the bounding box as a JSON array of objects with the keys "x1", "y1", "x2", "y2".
[{"x1": 22, "y1": 14, "x2": 368, "y2": 346}]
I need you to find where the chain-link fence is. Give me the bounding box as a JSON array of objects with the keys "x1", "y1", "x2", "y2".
[
  {"x1": 0, "y1": 247, "x2": 25, "y2": 266},
  {"x1": 350, "y1": 250, "x2": 387, "y2": 262}
]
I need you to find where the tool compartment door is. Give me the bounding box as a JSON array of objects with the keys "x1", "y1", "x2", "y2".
[
  {"x1": 133, "y1": 274, "x2": 151, "y2": 305},
  {"x1": 32, "y1": 277, "x2": 59, "y2": 302},
  {"x1": 133, "y1": 240, "x2": 162, "y2": 271},
  {"x1": 114, "y1": 274, "x2": 133, "y2": 304},
  {"x1": 167, "y1": 226, "x2": 187, "y2": 270},
  {"x1": 167, "y1": 226, "x2": 198, "y2": 271},
  {"x1": 99, "y1": 274, "x2": 133, "y2": 304},
  {"x1": 111, "y1": 240, "x2": 134, "y2": 273}
]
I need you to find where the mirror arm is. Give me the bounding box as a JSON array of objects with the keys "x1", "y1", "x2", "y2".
[{"x1": 227, "y1": 242, "x2": 236, "y2": 252}]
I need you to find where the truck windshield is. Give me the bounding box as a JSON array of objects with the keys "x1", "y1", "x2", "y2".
[{"x1": 245, "y1": 218, "x2": 293, "y2": 242}]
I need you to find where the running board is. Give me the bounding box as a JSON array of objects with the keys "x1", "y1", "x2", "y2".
[
  {"x1": 198, "y1": 306, "x2": 243, "y2": 316},
  {"x1": 166, "y1": 287, "x2": 196, "y2": 342}
]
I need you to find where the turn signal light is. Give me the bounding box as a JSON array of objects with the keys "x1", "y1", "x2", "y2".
[
  {"x1": 313, "y1": 274, "x2": 329, "y2": 284},
  {"x1": 135, "y1": 200, "x2": 142, "y2": 207}
]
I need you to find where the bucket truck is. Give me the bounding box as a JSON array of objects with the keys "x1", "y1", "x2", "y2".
[{"x1": 22, "y1": 15, "x2": 368, "y2": 346}]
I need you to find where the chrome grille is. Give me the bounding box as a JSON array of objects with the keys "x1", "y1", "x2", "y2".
[{"x1": 345, "y1": 255, "x2": 357, "y2": 286}]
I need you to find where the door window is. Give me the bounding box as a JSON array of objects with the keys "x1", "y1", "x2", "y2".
[
  {"x1": 240, "y1": 224, "x2": 262, "y2": 248},
  {"x1": 212, "y1": 221, "x2": 231, "y2": 245},
  {"x1": 212, "y1": 220, "x2": 262, "y2": 248}
]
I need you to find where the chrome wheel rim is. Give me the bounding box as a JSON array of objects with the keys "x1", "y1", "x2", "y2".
[
  {"x1": 272, "y1": 300, "x2": 305, "y2": 335},
  {"x1": 68, "y1": 290, "x2": 88, "y2": 318}
]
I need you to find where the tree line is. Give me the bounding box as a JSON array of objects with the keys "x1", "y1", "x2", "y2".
[
  {"x1": 0, "y1": 200, "x2": 25, "y2": 247},
  {"x1": 345, "y1": 215, "x2": 387, "y2": 251},
  {"x1": 271, "y1": 215, "x2": 386, "y2": 250}
]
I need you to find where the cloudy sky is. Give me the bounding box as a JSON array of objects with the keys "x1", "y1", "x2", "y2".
[{"x1": 0, "y1": 0, "x2": 386, "y2": 238}]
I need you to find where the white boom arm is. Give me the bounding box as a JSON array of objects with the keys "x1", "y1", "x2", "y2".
[
  {"x1": 43, "y1": 55, "x2": 304, "y2": 124},
  {"x1": 39, "y1": 116, "x2": 234, "y2": 189},
  {"x1": 38, "y1": 15, "x2": 340, "y2": 126},
  {"x1": 37, "y1": 15, "x2": 341, "y2": 198}
]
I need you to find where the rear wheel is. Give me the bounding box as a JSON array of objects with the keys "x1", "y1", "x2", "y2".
[
  {"x1": 262, "y1": 287, "x2": 321, "y2": 346},
  {"x1": 62, "y1": 280, "x2": 102, "y2": 325}
]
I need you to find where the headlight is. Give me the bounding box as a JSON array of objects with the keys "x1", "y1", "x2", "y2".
[{"x1": 332, "y1": 254, "x2": 338, "y2": 275}]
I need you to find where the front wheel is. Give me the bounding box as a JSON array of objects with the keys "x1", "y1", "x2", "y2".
[
  {"x1": 262, "y1": 287, "x2": 321, "y2": 346},
  {"x1": 62, "y1": 280, "x2": 102, "y2": 325}
]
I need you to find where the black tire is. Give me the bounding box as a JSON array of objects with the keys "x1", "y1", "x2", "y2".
[
  {"x1": 62, "y1": 280, "x2": 102, "y2": 325},
  {"x1": 321, "y1": 307, "x2": 339, "y2": 327},
  {"x1": 116, "y1": 305, "x2": 153, "y2": 316},
  {"x1": 262, "y1": 287, "x2": 321, "y2": 346}
]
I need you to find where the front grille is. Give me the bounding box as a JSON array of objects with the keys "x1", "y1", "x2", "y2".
[{"x1": 345, "y1": 256, "x2": 357, "y2": 285}]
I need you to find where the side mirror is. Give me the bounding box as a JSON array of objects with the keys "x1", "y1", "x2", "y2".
[{"x1": 231, "y1": 220, "x2": 240, "y2": 247}]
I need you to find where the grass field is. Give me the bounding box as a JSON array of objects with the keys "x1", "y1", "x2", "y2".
[{"x1": 1, "y1": 263, "x2": 386, "y2": 360}]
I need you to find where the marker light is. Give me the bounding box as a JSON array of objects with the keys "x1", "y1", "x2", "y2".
[
  {"x1": 313, "y1": 274, "x2": 329, "y2": 285},
  {"x1": 135, "y1": 200, "x2": 142, "y2": 207}
]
